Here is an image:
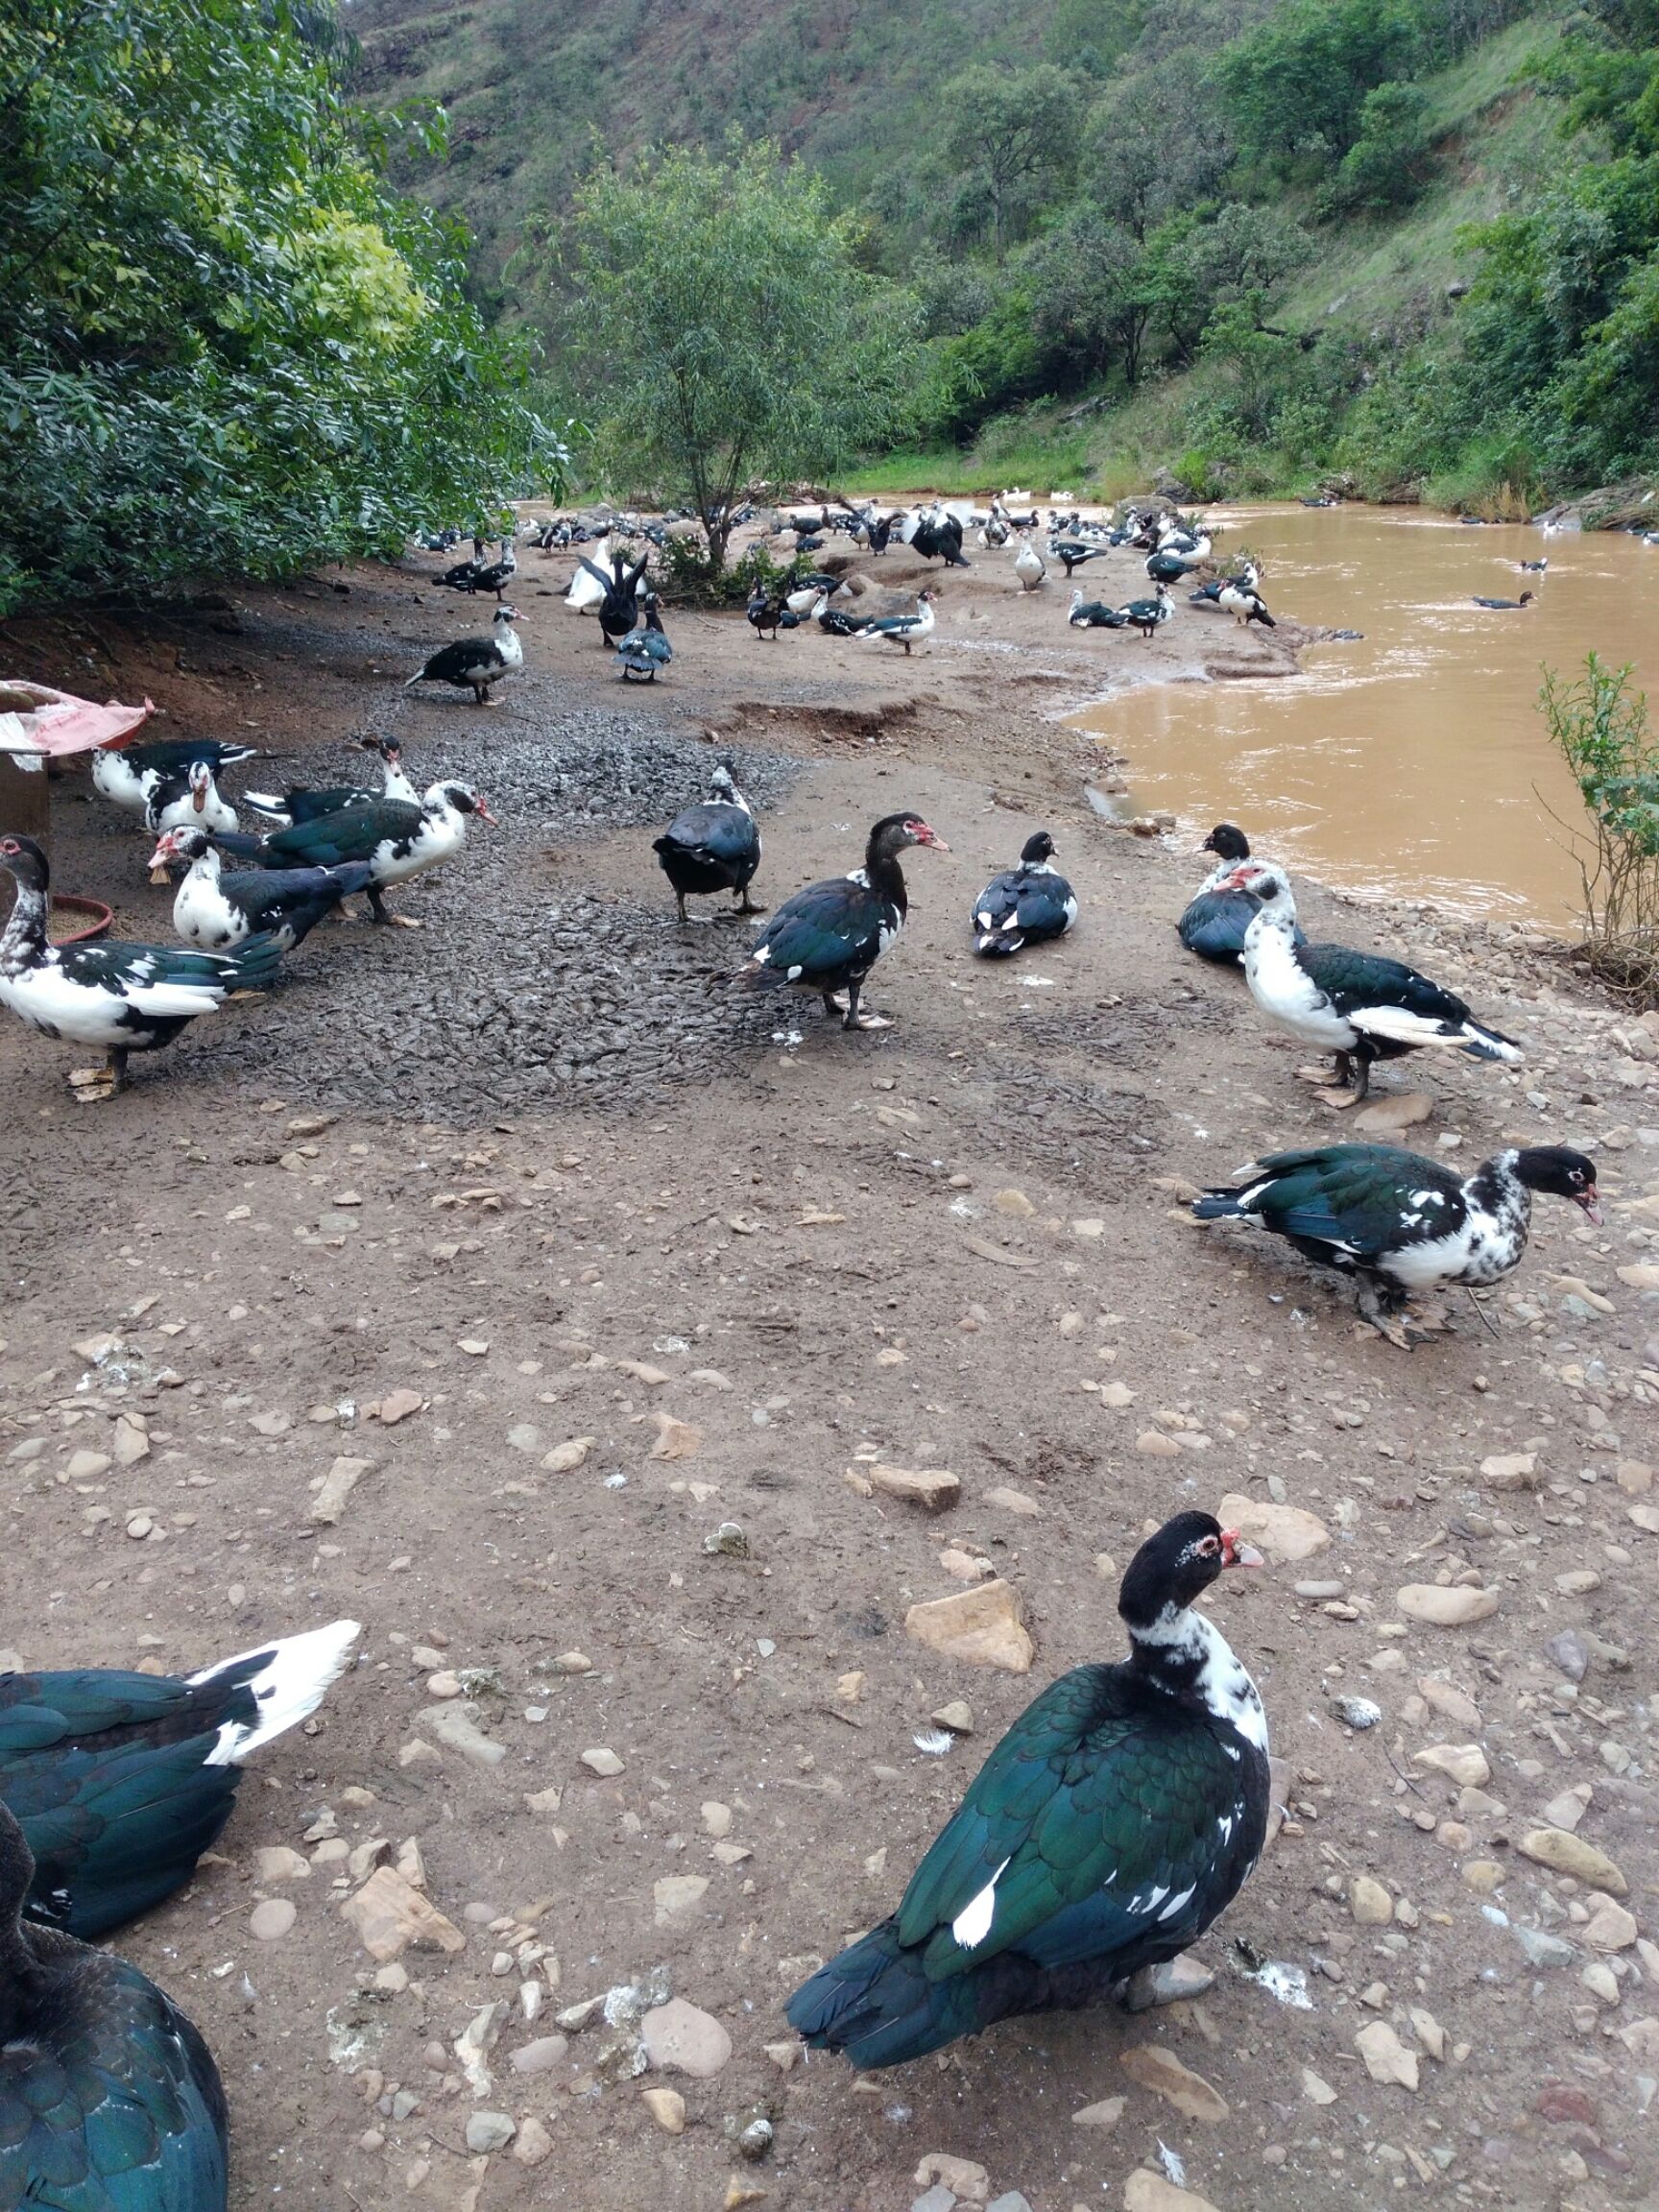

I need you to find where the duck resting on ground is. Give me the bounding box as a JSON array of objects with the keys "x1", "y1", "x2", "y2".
[
  {"x1": 857, "y1": 591, "x2": 934, "y2": 655},
  {"x1": 213, "y1": 782, "x2": 493, "y2": 925},
  {"x1": 0, "y1": 1621, "x2": 360, "y2": 1939},
  {"x1": 654, "y1": 763, "x2": 761, "y2": 922},
  {"x1": 149, "y1": 827, "x2": 374, "y2": 952},
  {"x1": 141, "y1": 759, "x2": 240, "y2": 839},
  {"x1": 1177, "y1": 825, "x2": 1305, "y2": 963},
  {"x1": 1225, "y1": 862, "x2": 1523, "y2": 1098},
  {"x1": 971, "y1": 831, "x2": 1078, "y2": 957},
  {"x1": 1193, "y1": 1142, "x2": 1599, "y2": 1343},
  {"x1": 1068, "y1": 589, "x2": 1127, "y2": 629},
  {"x1": 243, "y1": 736, "x2": 416, "y2": 825},
  {"x1": 91, "y1": 738, "x2": 258, "y2": 818},
  {"x1": 0, "y1": 1801, "x2": 228, "y2": 2209},
  {"x1": 742, "y1": 812, "x2": 948, "y2": 1031},
  {"x1": 404, "y1": 607, "x2": 524, "y2": 706},
  {"x1": 785, "y1": 1512, "x2": 1267, "y2": 2068}
]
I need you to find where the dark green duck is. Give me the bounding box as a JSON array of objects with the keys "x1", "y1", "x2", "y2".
[
  {"x1": 785, "y1": 1513, "x2": 1269, "y2": 2069},
  {"x1": 0, "y1": 1800, "x2": 228, "y2": 2209}
]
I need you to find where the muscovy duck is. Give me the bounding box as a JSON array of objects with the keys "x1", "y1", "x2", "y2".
[
  {"x1": 91, "y1": 739, "x2": 257, "y2": 818},
  {"x1": 898, "y1": 507, "x2": 969, "y2": 566},
  {"x1": 1177, "y1": 826, "x2": 1304, "y2": 964},
  {"x1": 1144, "y1": 548, "x2": 1191, "y2": 586},
  {"x1": 243, "y1": 736, "x2": 416, "y2": 825},
  {"x1": 404, "y1": 607, "x2": 524, "y2": 706},
  {"x1": 0, "y1": 1803, "x2": 228, "y2": 2208},
  {"x1": 1051, "y1": 538, "x2": 1108, "y2": 579},
  {"x1": 1517, "y1": 558, "x2": 1548, "y2": 573},
  {"x1": 1227, "y1": 863, "x2": 1523, "y2": 1097},
  {"x1": 0, "y1": 834, "x2": 281, "y2": 1098},
  {"x1": 141, "y1": 760, "x2": 239, "y2": 839},
  {"x1": 654, "y1": 763, "x2": 761, "y2": 921},
  {"x1": 616, "y1": 596, "x2": 673, "y2": 681},
  {"x1": 1069, "y1": 589, "x2": 1127, "y2": 629},
  {"x1": 785, "y1": 1513, "x2": 1268, "y2": 2068},
  {"x1": 747, "y1": 581, "x2": 786, "y2": 640},
  {"x1": 469, "y1": 541, "x2": 517, "y2": 600},
  {"x1": 858, "y1": 592, "x2": 934, "y2": 655},
  {"x1": 0, "y1": 1620, "x2": 360, "y2": 1939},
  {"x1": 149, "y1": 828, "x2": 373, "y2": 952},
  {"x1": 819, "y1": 604, "x2": 872, "y2": 637},
  {"x1": 1218, "y1": 581, "x2": 1275, "y2": 627},
  {"x1": 971, "y1": 831, "x2": 1078, "y2": 957},
  {"x1": 1193, "y1": 1142, "x2": 1599, "y2": 1341},
  {"x1": 214, "y1": 782, "x2": 493, "y2": 924},
  {"x1": 438, "y1": 550, "x2": 486, "y2": 591},
  {"x1": 1014, "y1": 537, "x2": 1046, "y2": 590},
  {"x1": 1120, "y1": 584, "x2": 1173, "y2": 638},
  {"x1": 743, "y1": 812, "x2": 948, "y2": 1031},
  {"x1": 1190, "y1": 562, "x2": 1261, "y2": 607},
  {"x1": 1472, "y1": 591, "x2": 1534, "y2": 610}
]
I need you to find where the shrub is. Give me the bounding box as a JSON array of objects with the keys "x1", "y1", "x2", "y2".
[{"x1": 1540, "y1": 653, "x2": 1659, "y2": 1001}]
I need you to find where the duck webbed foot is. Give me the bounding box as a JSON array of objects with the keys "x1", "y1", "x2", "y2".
[
  {"x1": 68, "y1": 1050, "x2": 125, "y2": 1102},
  {"x1": 1355, "y1": 1276, "x2": 1424, "y2": 1349}
]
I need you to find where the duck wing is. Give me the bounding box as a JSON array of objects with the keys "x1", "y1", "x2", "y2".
[
  {"x1": 55, "y1": 935, "x2": 280, "y2": 1008},
  {"x1": 261, "y1": 800, "x2": 424, "y2": 868},
  {"x1": 1299, "y1": 944, "x2": 1474, "y2": 1035},
  {"x1": 1198, "y1": 1142, "x2": 1466, "y2": 1258},
  {"x1": 749, "y1": 877, "x2": 889, "y2": 983},
  {"x1": 660, "y1": 802, "x2": 757, "y2": 867}
]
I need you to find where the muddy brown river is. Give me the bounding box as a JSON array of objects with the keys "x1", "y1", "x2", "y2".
[{"x1": 1073, "y1": 502, "x2": 1659, "y2": 926}]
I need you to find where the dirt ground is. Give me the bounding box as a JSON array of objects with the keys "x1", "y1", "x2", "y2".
[{"x1": 1, "y1": 524, "x2": 1657, "y2": 2212}]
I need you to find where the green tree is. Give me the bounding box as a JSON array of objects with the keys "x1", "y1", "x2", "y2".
[
  {"x1": 0, "y1": 0, "x2": 558, "y2": 613},
  {"x1": 568, "y1": 140, "x2": 920, "y2": 570},
  {"x1": 1327, "y1": 83, "x2": 1435, "y2": 210},
  {"x1": 939, "y1": 63, "x2": 1084, "y2": 250},
  {"x1": 1215, "y1": 0, "x2": 1428, "y2": 173}
]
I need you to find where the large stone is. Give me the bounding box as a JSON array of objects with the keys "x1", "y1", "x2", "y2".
[
  {"x1": 1218, "y1": 1492, "x2": 1331, "y2": 1563},
  {"x1": 339, "y1": 1866, "x2": 466, "y2": 1960},
  {"x1": 904, "y1": 1580, "x2": 1034, "y2": 1673},
  {"x1": 1518, "y1": 1827, "x2": 1627, "y2": 1895},
  {"x1": 653, "y1": 1875, "x2": 709, "y2": 1927},
  {"x1": 513, "y1": 2118, "x2": 554, "y2": 2168},
  {"x1": 1118, "y1": 2044, "x2": 1229, "y2": 2122},
  {"x1": 312, "y1": 1455, "x2": 373, "y2": 1526},
  {"x1": 640, "y1": 1999, "x2": 731, "y2": 2079},
  {"x1": 1417, "y1": 1675, "x2": 1482, "y2": 1730},
  {"x1": 1123, "y1": 2174, "x2": 1221, "y2": 2212},
  {"x1": 1396, "y1": 1583, "x2": 1499, "y2": 1626},
  {"x1": 1583, "y1": 1894, "x2": 1638, "y2": 1952},
  {"x1": 1350, "y1": 1875, "x2": 1394, "y2": 1926},
  {"x1": 1412, "y1": 1743, "x2": 1491, "y2": 1788},
  {"x1": 1479, "y1": 1452, "x2": 1539, "y2": 1489},
  {"x1": 914, "y1": 2154, "x2": 989, "y2": 2204},
  {"x1": 249, "y1": 1898, "x2": 296, "y2": 1940},
  {"x1": 640, "y1": 2087, "x2": 685, "y2": 2134},
  {"x1": 1355, "y1": 2020, "x2": 1419, "y2": 2089},
  {"x1": 510, "y1": 2035, "x2": 568, "y2": 2074},
  {"x1": 425, "y1": 1703, "x2": 507, "y2": 1769},
  {"x1": 869, "y1": 1464, "x2": 960, "y2": 1512},
  {"x1": 1072, "y1": 2096, "x2": 1125, "y2": 2129},
  {"x1": 465, "y1": 2113, "x2": 515, "y2": 2154}
]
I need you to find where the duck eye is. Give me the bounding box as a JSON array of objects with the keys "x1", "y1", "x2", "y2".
[{"x1": 1195, "y1": 1535, "x2": 1219, "y2": 1556}]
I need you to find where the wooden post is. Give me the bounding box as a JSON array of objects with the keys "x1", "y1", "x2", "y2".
[{"x1": 0, "y1": 755, "x2": 51, "y2": 858}]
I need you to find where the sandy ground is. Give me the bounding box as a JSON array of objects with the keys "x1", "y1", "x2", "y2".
[{"x1": 1, "y1": 527, "x2": 1658, "y2": 2212}]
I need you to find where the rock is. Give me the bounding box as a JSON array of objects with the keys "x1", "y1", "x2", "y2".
[
  {"x1": 987, "y1": 2197, "x2": 1032, "y2": 2212},
  {"x1": 702, "y1": 1801, "x2": 733, "y2": 1837},
  {"x1": 1518, "y1": 1827, "x2": 1627, "y2": 1894},
  {"x1": 1122, "y1": 1958, "x2": 1214, "y2": 2010},
  {"x1": 541, "y1": 1437, "x2": 594, "y2": 1473},
  {"x1": 915, "y1": 2153, "x2": 990, "y2": 2203},
  {"x1": 1417, "y1": 1675, "x2": 1482, "y2": 1730},
  {"x1": 1332, "y1": 1695, "x2": 1382, "y2": 1730},
  {"x1": 111, "y1": 1418, "x2": 149, "y2": 1466},
  {"x1": 506, "y1": 1424, "x2": 541, "y2": 1454},
  {"x1": 1412, "y1": 1743, "x2": 1491, "y2": 1788},
  {"x1": 465, "y1": 2113, "x2": 515, "y2": 2154},
  {"x1": 1350, "y1": 1875, "x2": 1393, "y2": 1926},
  {"x1": 254, "y1": 1846, "x2": 311, "y2": 1885},
  {"x1": 704, "y1": 1522, "x2": 750, "y2": 1556},
  {"x1": 868, "y1": 1464, "x2": 960, "y2": 1512},
  {"x1": 986, "y1": 1484, "x2": 1041, "y2": 1518},
  {"x1": 1409, "y1": 2006, "x2": 1446, "y2": 2062},
  {"x1": 931, "y1": 1701, "x2": 975, "y2": 1735},
  {"x1": 1099, "y1": 1381, "x2": 1135, "y2": 1408},
  {"x1": 653, "y1": 1875, "x2": 709, "y2": 1927},
  {"x1": 581, "y1": 1747, "x2": 625, "y2": 1777},
  {"x1": 1541, "y1": 1782, "x2": 1593, "y2": 1832},
  {"x1": 1118, "y1": 2044, "x2": 1229, "y2": 2121},
  {"x1": 426, "y1": 1703, "x2": 507, "y2": 1769},
  {"x1": 1582, "y1": 1960, "x2": 1621, "y2": 2006},
  {"x1": 1302, "y1": 2067, "x2": 1337, "y2": 2104},
  {"x1": 763, "y1": 2041, "x2": 800, "y2": 2073},
  {"x1": 1396, "y1": 1583, "x2": 1499, "y2": 1626},
  {"x1": 1555, "y1": 1569, "x2": 1602, "y2": 1596},
  {"x1": 510, "y1": 2035, "x2": 568, "y2": 2074},
  {"x1": 63, "y1": 1449, "x2": 110, "y2": 1480},
  {"x1": 312, "y1": 1455, "x2": 373, "y2": 1526},
  {"x1": 1072, "y1": 2096, "x2": 1125, "y2": 2129},
  {"x1": 1219, "y1": 1492, "x2": 1331, "y2": 1562},
  {"x1": 1512, "y1": 1924, "x2": 1578, "y2": 1968},
  {"x1": 1353, "y1": 1091, "x2": 1432, "y2": 1133},
  {"x1": 1355, "y1": 2019, "x2": 1419, "y2": 2089},
  {"x1": 904, "y1": 1580, "x2": 1034, "y2": 1672},
  {"x1": 1584, "y1": 1895, "x2": 1638, "y2": 1951},
  {"x1": 1123, "y1": 2175, "x2": 1220, "y2": 2212},
  {"x1": 640, "y1": 2086, "x2": 685, "y2": 2134},
  {"x1": 1136, "y1": 1431, "x2": 1181, "y2": 1458},
  {"x1": 994, "y1": 1188, "x2": 1035, "y2": 1216},
  {"x1": 1479, "y1": 1452, "x2": 1538, "y2": 1489},
  {"x1": 645, "y1": 1410, "x2": 702, "y2": 1459},
  {"x1": 640, "y1": 1998, "x2": 731, "y2": 2079},
  {"x1": 250, "y1": 1898, "x2": 296, "y2": 1940},
  {"x1": 339, "y1": 1866, "x2": 466, "y2": 1960},
  {"x1": 1544, "y1": 1629, "x2": 1590, "y2": 1680},
  {"x1": 513, "y1": 2118, "x2": 553, "y2": 2168},
  {"x1": 912, "y1": 2191, "x2": 956, "y2": 2212}
]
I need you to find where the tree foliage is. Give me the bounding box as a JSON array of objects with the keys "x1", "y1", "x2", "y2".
[
  {"x1": 568, "y1": 140, "x2": 920, "y2": 566},
  {"x1": 938, "y1": 63, "x2": 1085, "y2": 248},
  {"x1": 0, "y1": 0, "x2": 559, "y2": 613}
]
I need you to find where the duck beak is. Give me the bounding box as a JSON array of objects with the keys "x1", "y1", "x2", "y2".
[
  {"x1": 475, "y1": 796, "x2": 497, "y2": 825},
  {"x1": 1219, "y1": 1528, "x2": 1264, "y2": 1570},
  {"x1": 1576, "y1": 1188, "x2": 1603, "y2": 1225},
  {"x1": 914, "y1": 824, "x2": 950, "y2": 853},
  {"x1": 147, "y1": 837, "x2": 173, "y2": 885}
]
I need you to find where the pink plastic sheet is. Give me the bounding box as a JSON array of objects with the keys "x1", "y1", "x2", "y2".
[{"x1": 0, "y1": 682, "x2": 153, "y2": 764}]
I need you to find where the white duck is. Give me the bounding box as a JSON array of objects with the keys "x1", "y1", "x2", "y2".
[{"x1": 1014, "y1": 536, "x2": 1046, "y2": 590}]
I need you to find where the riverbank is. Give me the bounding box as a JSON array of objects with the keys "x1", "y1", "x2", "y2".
[{"x1": 2, "y1": 553, "x2": 1657, "y2": 2212}]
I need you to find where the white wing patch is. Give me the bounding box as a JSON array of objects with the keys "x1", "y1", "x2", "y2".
[{"x1": 950, "y1": 1855, "x2": 1011, "y2": 1951}]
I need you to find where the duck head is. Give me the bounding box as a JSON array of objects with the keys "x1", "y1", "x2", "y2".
[
  {"x1": 429, "y1": 781, "x2": 496, "y2": 825},
  {"x1": 1118, "y1": 1511, "x2": 1262, "y2": 1630},
  {"x1": 1020, "y1": 830, "x2": 1056, "y2": 866},
  {"x1": 187, "y1": 759, "x2": 216, "y2": 811},
  {"x1": 493, "y1": 606, "x2": 520, "y2": 626},
  {"x1": 868, "y1": 812, "x2": 950, "y2": 863},
  {"x1": 1202, "y1": 823, "x2": 1251, "y2": 861},
  {"x1": 0, "y1": 833, "x2": 49, "y2": 893},
  {"x1": 147, "y1": 825, "x2": 214, "y2": 883},
  {"x1": 1514, "y1": 1145, "x2": 1601, "y2": 1224},
  {"x1": 360, "y1": 735, "x2": 402, "y2": 763},
  {"x1": 1223, "y1": 860, "x2": 1296, "y2": 918}
]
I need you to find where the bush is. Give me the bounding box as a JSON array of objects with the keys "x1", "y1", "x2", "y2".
[
  {"x1": 1326, "y1": 83, "x2": 1435, "y2": 211},
  {"x1": 1540, "y1": 653, "x2": 1659, "y2": 1001}
]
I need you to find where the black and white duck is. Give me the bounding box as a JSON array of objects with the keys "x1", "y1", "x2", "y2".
[
  {"x1": 1177, "y1": 825, "x2": 1304, "y2": 964},
  {"x1": 0, "y1": 834, "x2": 281, "y2": 1098},
  {"x1": 654, "y1": 762, "x2": 761, "y2": 921},
  {"x1": 857, "y1": 592, "x2": 934, "y2": 655},
  {"x1": 140, "y1": 759, "x2": 240, "y2": 839},
  {"x1": 616, "y1": 595, "x2": 673, "y2": 681},
  {"x1": 747, "y1": 580, "x2": 787, "y2": 640},
  {"x1": 1226, "y1": 862, "x2": 1523, "y2": 1097},
  {"x1": 785, "y1": 1512, "x2": 1268, "y2": 2068},
  {"x1": 149, "y1": 827, "x2": 374, "y2": 951},
  {"x1": 971, "y1": 830, "x2": 1078, "y2": 957},
  {"x1": 215, "y1": 782, "x2": 493, "y2": 925},
  {"x1": 1517, "y1": 557, "x2": 1549, "y2": 574},
  {"x1": 1069, "y1": 589, "x2": 1127, "y2": 629},
  {"x1": 1050, "y1": 536, "x2": 1110, "y2": 579},
  {"x1": 743, "y1": 812, "x2": 948, "y2": 1031},
  {"x1": 0, "y1": 1621, "x2": 359, "y2": 1939},
  {"x1": 818, "y1": 603, "x2": 873, "y2": 637},
  {"x1": 469, "y1": 541, "x2": 517, "y2": 600},
  {"x1": 91, "y1": 738, "x2": 258, "y2": 819},
  {"x1": 1472, "y1": 590, "x2": 1534, "y2": 610},
  {"x1": 404, "y1": 607, "x2": 524, "y2": 706},
  {"x1": 0, "y1": 1802, "x2": 228, "y2": 2207},
  {"x1": 1190, "y1": 562, "x2": 1261, "y2": 607},
  {"x1": 1119, "y1": 583, "x2": 1173, "y2": 638},
  {"x1": 243, "y1": 736, "x2": 416, "y2": 825},
  {"x1": 1193, "y1": 1142, "x2": 1599, "y2": 1342},
  {"x1": 1217, "y1": 580, "x2": 1275, "y2": 627}
]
